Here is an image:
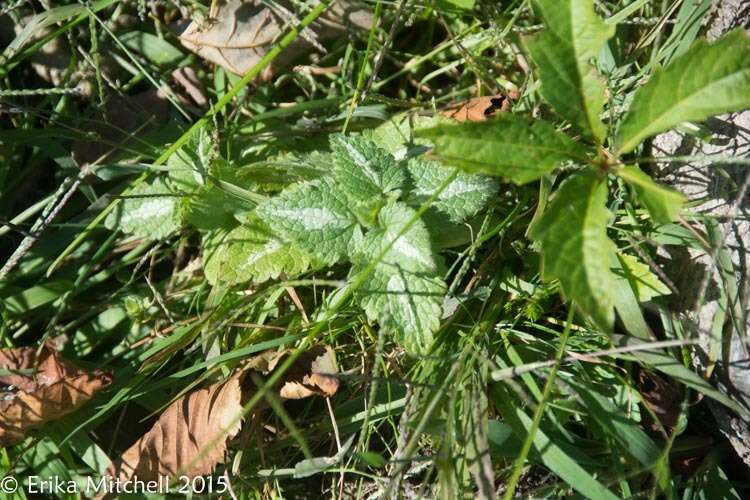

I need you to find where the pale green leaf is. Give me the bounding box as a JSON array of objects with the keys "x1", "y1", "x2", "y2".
[
  {"x1": 351, "y1": 202, "x2": 446, "y2": 354},
  {"x1": 529, "y1": 171, "x2": 616, "y2": 329},
  {"x1": 617, "y1": 165, "x2": 684, "y2": 224},
  {"x1": 525, "y1": 0, "x2": 614, "y2": 143},
  {"x1": 417, "y1": 115, "x2": 588, "y2": 185},
  {"x1": 616, "y1": 29, "x2": 750, "y2": 154},
  {"x1": 406, "y1": 158, "x2": 497, "y2": 222},
  {"x1": 105, "y1": 177, "x2": 181, "y2": 239},
  {"x1": 616, "y1": 253, "x2": 671, "y2": 302},
  {"x1": 256, "y1": 177, "x2": 362, "y2": 266},
  {"x1": 203, "y1": 221, "x2": 310, "y2": 286}
]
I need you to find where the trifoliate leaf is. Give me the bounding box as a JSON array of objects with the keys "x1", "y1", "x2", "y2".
[
  {"x1": 406, "y1": 158, "x2": 497, "y2": 222},
  {"x1": 350, "y1": 202, "x2": 446, "y2": 354},
  {"x1": 203, "y1": 221, "x2": 310, "y2": 286},
  {"x1": 616, "y1": 253, "x2": 671, "y2": 302},
  {"x1": 105, "y1": 177, "x2": 181, "y2": 239},
  {"x1": 616, "y1": 29, "x2": 750, "y2": 154},
  {"x1": 417, "y1": 114, "x2": 588, "y2": 185},
  {"x1": 329, "y1": 134, "x2": 405, "y2": 223},
  {"x1": 256, "y1": 177, "x2": 362, "y2": 266},
  {"x1": 525, "y1": 0, "x2": 614, "y2": 143},
  {"x1": 616, "y1": 166, "x2": 684, "y2": 224},
  {"x1": 529, "y1": 171, "x2": 617, "y2": 329}
]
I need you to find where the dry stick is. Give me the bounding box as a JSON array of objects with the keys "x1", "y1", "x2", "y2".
[{"x1": 0, "y1": 174, "x2": 83, "y2": 280}]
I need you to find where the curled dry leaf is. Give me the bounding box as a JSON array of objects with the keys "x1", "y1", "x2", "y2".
[
  {"x1": 106, "y1": 375, "x2": 244, "y2": 482},
  {"x1": 0, "y1": 344, "x2": 112, "y2": 447},
  {"x1": 267, "y1": 345, "x2": 340, "y2": 399},
  {"x1": 178, "y1": 0, "x2": 372, "y2": 78},
  {"x1": 440, "y1": 92, "x2": 518, "y2": 123}
]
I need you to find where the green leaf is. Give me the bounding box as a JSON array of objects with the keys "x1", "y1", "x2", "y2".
[
  {"x1": 406, "y1": 158, "x2": 497, "y2": 222},
  {"x1": 529, "y1": 171, "x2": 616, "y2": 329},
  {"x1": 616, "y1": 253, "x2": 671, "y2": 302},
  {"x1": 105, "y1": 176, "x2": 181, "y2": 239},
  {"x1": 417, "y1": 115, "x2": 588, "y2": 185},
  {"x1": 329, "y1": 134, "x2": 405, "y2": 222},
  {"x1": 203, "y1": 220, "x2": 310, "y2": 286},
  {"x1": 120, "y1": 31, "x2": 183, "y2": 67},
  {"x1": 256, "y1": 177, "x2": 362, "y2": 266},
  {"x1": 616, "y1": 165, "x2": 684, "y2": 224},
  {"x1": 525, "y1": 0, "x2": 614, "y2": 143},
  {"x1": 616, "y1": 29, "x2": 750, "y2": 154},
  {"x1": 351, "y1": 202, "x2": 446, "y2": 354}
]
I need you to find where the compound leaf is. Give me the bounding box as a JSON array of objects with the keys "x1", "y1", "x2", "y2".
[
  {"x1": 351, "y1": 202, "x2": 446, "y2": 354},
  {"x1": 256, "y1": 177, "x2": 362, "y2": 266},
  {"x1": 616, "y1": 29, "x2": 750, "y2": 154},
  {"x1": 617, "y1": 165, "x2": 684, "y2": 224},
  {"x1": 525, "y1": 0, "x2": 614, "y2": 143},
  {"x1": 406, "y1": 158, "x2": 498, "y2": 222},
  {"x1": 418, "y1": 115, "x2": 587, "y2": 185},
  {"x1": 529, "y1": 171, "x2": 616, "y2": 329}
]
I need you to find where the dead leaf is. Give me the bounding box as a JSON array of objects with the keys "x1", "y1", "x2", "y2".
[
  {"x1": 267, "y1": 345, "x2": 340, "y2": 399},
  {"x1": 106, "y1": 375, "x2": 244, "y2": 482},
  {"x1": 440, "y1": 92, "x2": 518, "y2": 123},
  {"x1": 178, "y1": 0, "x2": 371, "y2": 78},
  {"x1": 0, "y1": 344, "x2": 112, "y2": 446},
  {"x1": 636, "y1": 369, "x2": 683, "y2": 433}
]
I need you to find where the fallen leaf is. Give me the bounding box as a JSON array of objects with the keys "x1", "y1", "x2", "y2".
[
  {"x1": 178, "y1": 0, "x2": 371, "y2": 78},
  {"x1": 106, "y1": 375, "x2": 244, "y2": 481},
  {"x1": 441, "y1": 92, "x2": 518, "y2": 123},
  {"x1": 636, "y1": 369, "x2": 683, "y2": 433},
  {"x1": 0, "y1": 344, "x2": 112, "y2": 446},
  {"x1": 267, "y1": 345, "x2": 340, "y2": 399}
]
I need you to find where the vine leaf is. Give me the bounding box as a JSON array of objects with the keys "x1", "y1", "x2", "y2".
[
  {"x1": 525, "y1": 0, "x2": 614, "y2": 143},
  {"x1": 529, "y1": 171, "x2": 617, "y2": 329},
  {"x1": 616, "y1": 29, "x2": 750, "y2": 154},
  {"x1": 417, "y1": 114, "x2": 587, "y2": 185},
  {"x1": 203, "y1": 219, "x2": 310, "y2": 286},
  {"x1": 350, "y1": 202, "x2": 446, "y2": 354},
  {"x1": 617, "y1": 166, "x2": 685, "y2": 224},
  {"x1": 256, "y1": 177, "x2": 362, "y2": 266},
  {"x1": 0, "y1": 344, "x2": 112, "y2": 446}
]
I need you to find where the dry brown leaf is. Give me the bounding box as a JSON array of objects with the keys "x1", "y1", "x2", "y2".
[
  {"x1": 267, "y1": 345, "x2": 340, "y2": 399},
  {"x1": 178, "y1": 0, "x2": 371, "y2": 78},
  {"x1": 440, "y1": 92, "x2": 518, "y2": 123},
  {"x1": 0, "y1": 344, "x2": 112, "y2": 446},
  {"x1": 106, "y1": 375, "x2": 244, "y2": 482}
]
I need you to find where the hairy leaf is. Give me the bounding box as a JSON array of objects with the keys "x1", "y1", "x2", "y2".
[
  {"x1": 525, "y1": 0, "x2": 614, "y2": 143},
  {"x1": 351, "y1": 202, "x2": 446, "y2": 354},
  {"x1": 203, "y1": 220, "x2": 310, "y2": 286},
  {"x1": 406, "y1": 158, "x2": 497, "y2": 222},
  {"x1": 617, "y1": 166, "x2": 684, "y2": 224},
  {"x1": 105, "y1": 177, "x2": 181, "y2": 239},
  {"x1": 617, "y1": 29, "x2": 750, "y2": 154},
  {"x1": 529, "y1": 172, "x2": 616, "y2": 329},
  {"x1": 0, "y1": 344, "x2": 111, "y2": 446},
  {"x1": 418, "y1": 115, "x2": 587, "y2": 185},
  {"x1": 256, "y1": 177, "x2": 362, "y2": 266}
]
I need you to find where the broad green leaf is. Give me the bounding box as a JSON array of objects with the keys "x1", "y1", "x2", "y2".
[
  {"x1": 617, "y1": 165, "x2": 684, "y2": 224},
  {"x1": 417, "y1": 115, "x2": 588, "y2": 185},
  {"x1": 256, "y1": 177, "x2": 362, "y2": 266},
  {"x1": 329, "y1": 134, "x2": 405, "y2": 223},
  {"x1": 203, "y1": 221, "x2": 310, "y2": 285},
  {"x1": 105, "y1": 176, "x2": 181, "y2": 239},
  {"x1": 525, "y1": 0, "x2": 614, "y2": 143},
  {"x1": 351, "y1": 202, "x2": 446, "y2": 354},
  {"x1": 529, "y1": 171, "x2": 616, "y2": 329},
  {"x1": 406, "y1": 158, "x2": 497, "y2": 222},
  {"x1": 616, "y1": 29, "x2": 750, "y2": 154},
  {"x1": 616, "y1": 253, "x2": 671, "y2": 302},
  {"x1": 120, "y1": 31, "x2": 183, "y2": 67}
]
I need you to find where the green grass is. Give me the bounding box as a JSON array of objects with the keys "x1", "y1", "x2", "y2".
[{"x1": 1, "y1": 0, "x2": 748, "y2": 498}]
